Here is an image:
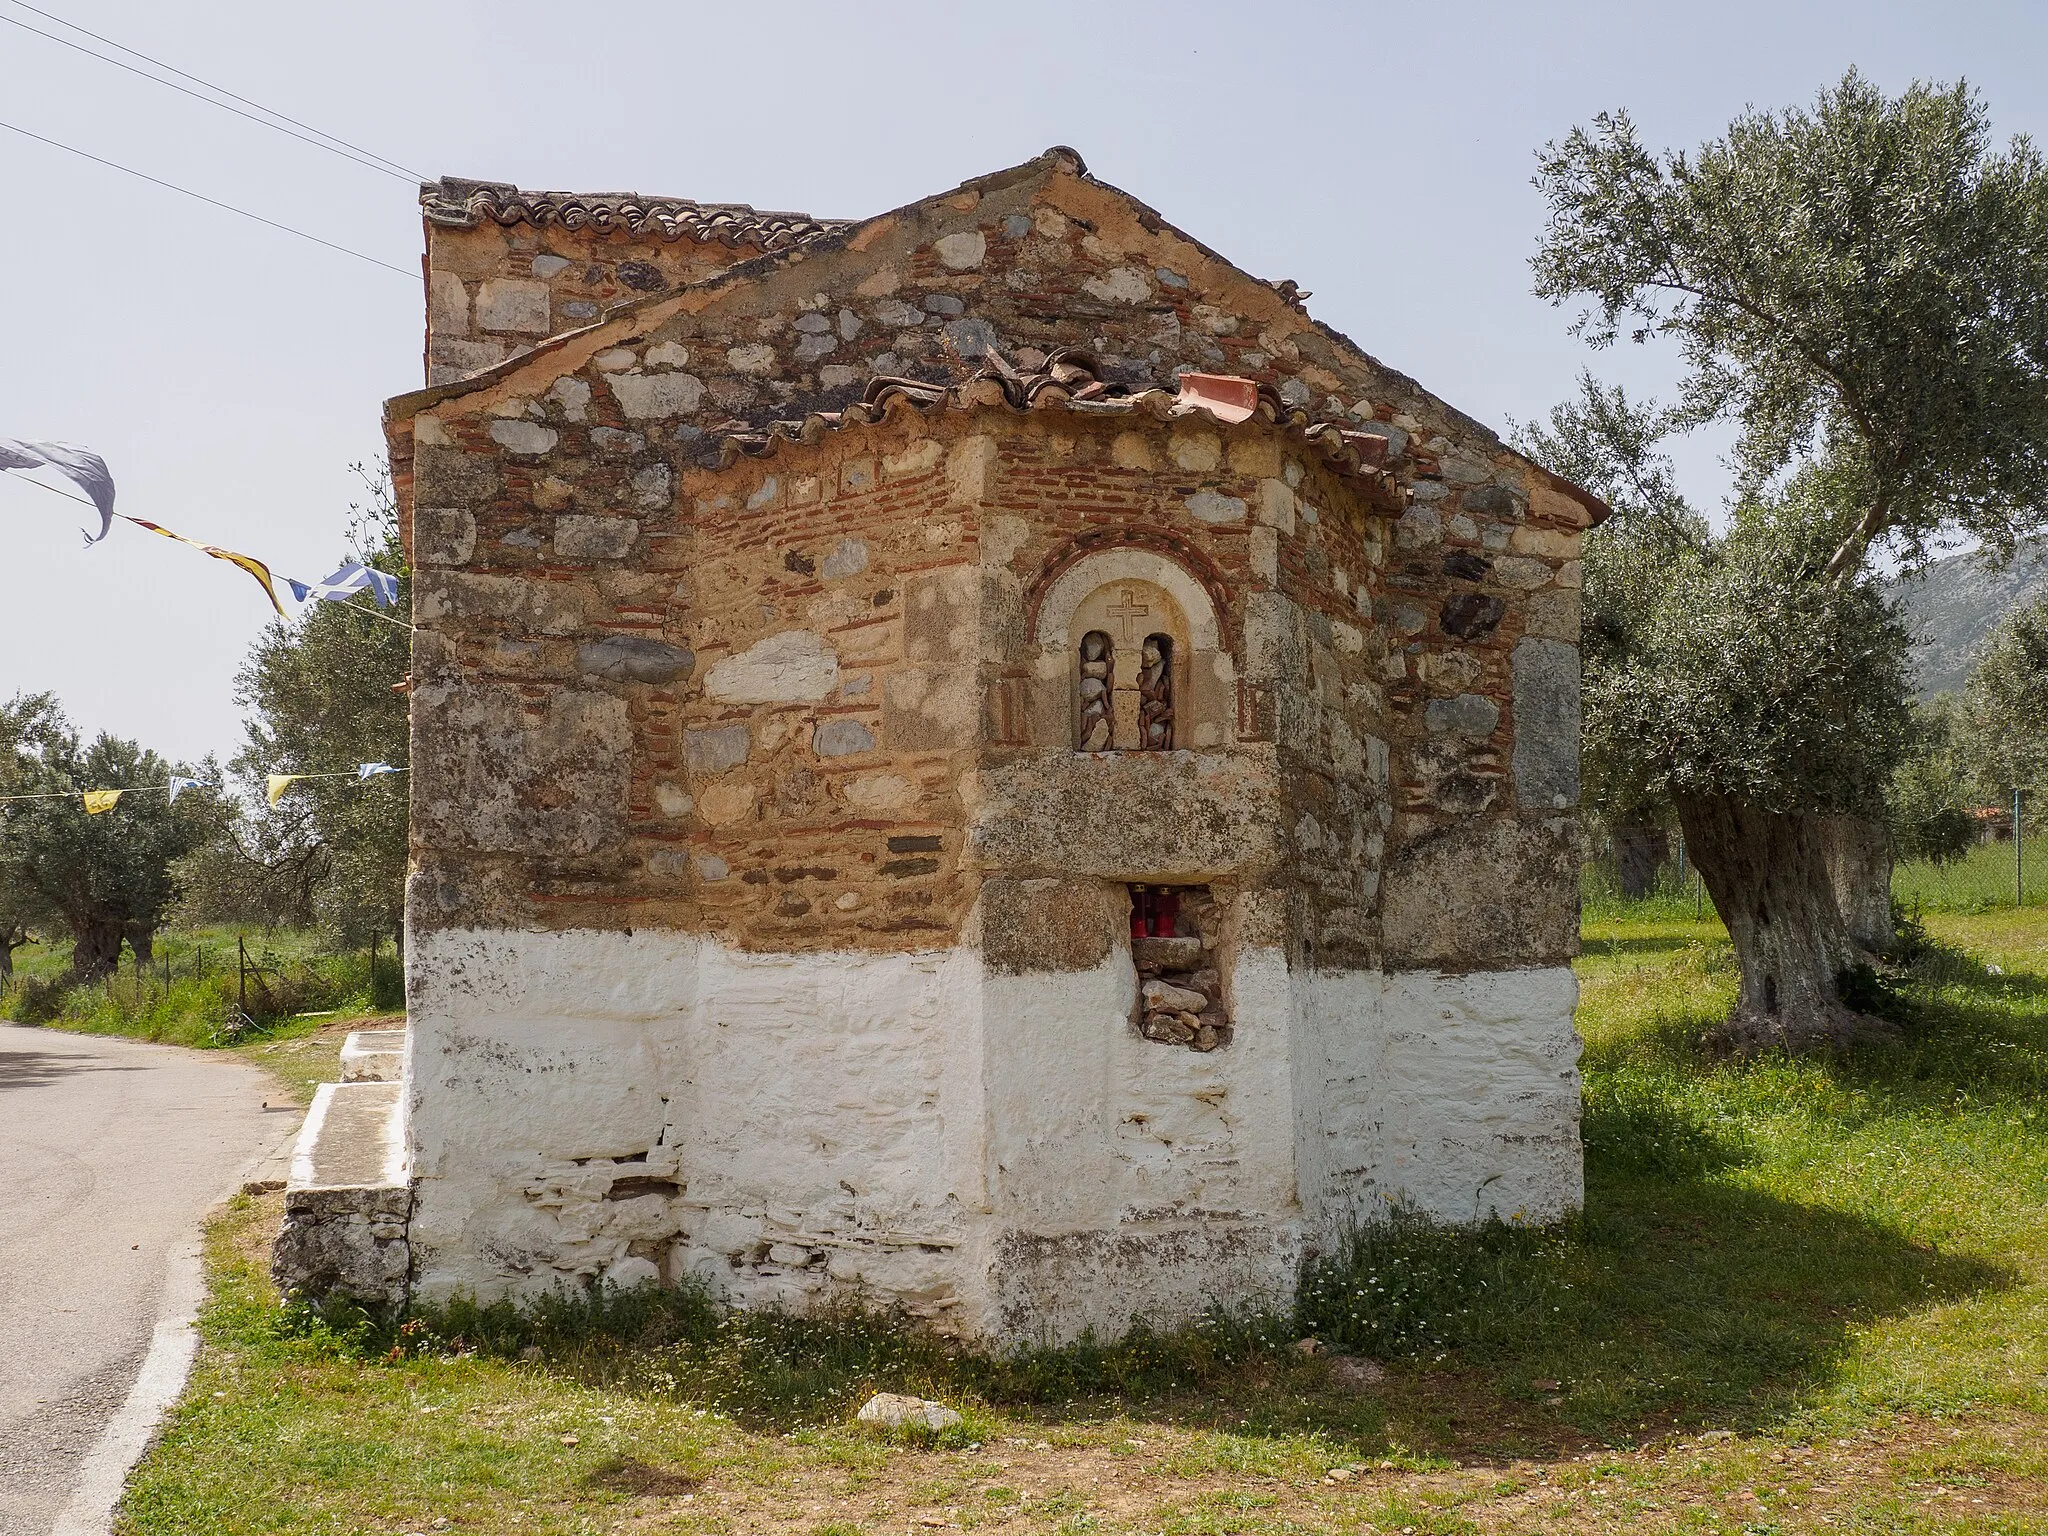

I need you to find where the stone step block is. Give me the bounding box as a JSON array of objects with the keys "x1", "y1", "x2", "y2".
[
  {"x1": 339, "y1": 1027, "x2": 408, "y2": 1083},
  {"x1": 289, "y1": 1081, "x2": 408, "y2": 1191},
  {"x1": 273, "y1": 1081, "x2": 411, "y2": 1306}
]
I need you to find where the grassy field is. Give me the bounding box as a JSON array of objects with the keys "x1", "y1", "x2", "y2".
[
  {"x1": 1581, "y1": 836, "x2": 2048, "y2": 924},
  {"x1": 0, "y1": 924, "x2": 401, "y2": 1047},
  {"x1": 107, "y1": 902, "x2": 2048, "y2": 1535}
]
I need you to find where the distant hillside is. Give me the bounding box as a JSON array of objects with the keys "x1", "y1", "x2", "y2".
[{"x1": 1887, "y1": 536, "x2": 2048, "y2": 699}]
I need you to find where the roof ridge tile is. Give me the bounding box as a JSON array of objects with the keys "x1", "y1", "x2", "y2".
[{"x1": 420, "y1": 177, "x2": 851, "y2": 252}]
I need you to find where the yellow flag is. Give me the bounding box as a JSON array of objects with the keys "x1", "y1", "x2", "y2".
[
  {"x1": 265, "y1": 774, "x2": 302, "y2": 806},
  {"x1": 124, "y1": 515, "x2": 285, "y2": 615},
  {"x1": 81, "y1": 789, "x2": 123, "y2": 814}
]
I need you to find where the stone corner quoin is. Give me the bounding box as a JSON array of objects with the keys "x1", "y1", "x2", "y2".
[{"x1": 351, "y1": 148, "x2": 1596, "y2": 1343}]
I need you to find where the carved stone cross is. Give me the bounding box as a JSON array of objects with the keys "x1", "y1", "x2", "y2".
[{"x1": 1105, "y1": 586, "x2": 1150, "y2": 643}]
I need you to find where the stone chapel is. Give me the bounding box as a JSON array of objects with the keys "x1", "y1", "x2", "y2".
[{"x1": 360, "y1": 147, "x2": 1602, "y2": 1341}]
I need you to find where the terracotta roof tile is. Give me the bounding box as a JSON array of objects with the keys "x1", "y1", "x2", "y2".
[
  {"x1": 420, "y1": 177, "x2": 851, "y2": 252},
  {"x1": 712, "y1": 350, "x2": 1404, "y2": 503}
]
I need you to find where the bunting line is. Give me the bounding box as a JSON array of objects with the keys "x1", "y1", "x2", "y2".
[
  {"x1": 123, "y1": 514, "x2": 285, "y2": 614},
  {"x1": 5, "y1": 456, "x2": 412, "y2": 629},
  {"x1": 267, "y1": 767, "x2": 409, "y2": 805},
  {"x1": 0, "y1": 438, "x2": 115, "y2": 541},
  {"x1": 5, "y1": 442, "x2": 416, "y2": 818},
  {"x1": 0, "y1": 766, "x2": 404, "y2": 808},
  {"x1": 0, "y1": 778, "x2": 200, "y2": 805}
]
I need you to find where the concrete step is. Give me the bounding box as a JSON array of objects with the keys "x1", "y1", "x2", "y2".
[
  {"x1": 289, "y1": 1080, "x2": 408, "y2": 1190},
  {"x1": 273, "y1": 1081, "x2": 411, "y2": 1305},
  {"x1": 339, "y1": 1028, "x2": 408, "y2": 1083}
]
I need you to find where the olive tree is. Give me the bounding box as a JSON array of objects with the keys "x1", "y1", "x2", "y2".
[
  {"x1": 0, "y1": 695, "x2": 57, "y2": 980},
  {"x1": 1529, "y1": 71, "x2": 2048, "y2": 1045},
  {"x1": 1888, "y1": 702, "x2": 1977, "y2": 868},
  {"x1": 0, "y1": 697, "x2": 210, "y2": 981},
  {"x1": 1534, "y1": 70, "x2": 2048, "y2": 576},
  {"x1": 1519, "y1": 382, "x2": 1912, "y2": 1050},
  {"x1": 1952, "y1": 598, "x2": 2048, "y2": 813},
  {"x1": 179, "y1": 465, "x2": 410, "y2": 945}
]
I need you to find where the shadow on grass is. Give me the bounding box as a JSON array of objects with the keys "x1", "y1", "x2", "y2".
[
  {"x1": 1555, "y1": 1169, "x2": 2008, "y2": 1435},
  {"x1": 1579, "y1": 932, "x2": 1725, "y2": 963},
  {"x1": 582, "y1": 1457, "x2": 703, "y2": 1495},
  {"x1": 1906, "y1": 937, "x2": 2048, "y2": 1010}
]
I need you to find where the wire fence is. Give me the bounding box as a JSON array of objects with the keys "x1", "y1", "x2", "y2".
[
  {"x1": 1893, "y1": 833, "x2": 2048, "y2": 913},
  {"x1": 1584, "y1": 827, "x2": 2048, "y2": 924}
]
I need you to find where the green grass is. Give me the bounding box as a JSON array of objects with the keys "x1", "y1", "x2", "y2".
[
  {"x1": 112, "y1": 905, "x2": 2048, "y2": 1533},
  {"x1": 0, "y1": 924, "x2": 402, "y2": 1046},
  {"x1": 1895, "y1": 833, "x2": 2048, "y2": 913}
]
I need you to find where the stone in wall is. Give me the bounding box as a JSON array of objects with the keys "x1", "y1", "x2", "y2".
[
  {"x1": 977, "y1": 877, "x2": 1123, "y2": 974},
  {"x1": 412, "y1": 684, "x2": 632, "y2": 862},
  {"x1": 703, "y1": 630, "x2": 840, "y2": 703},
  {"x1": 972, "y1": 750, "x2": 1286, "y2": 883},
  {"x1": 1511, "y1": 637, "x2": 1580, "y2": 810},
  {"x1": 577, "y1": 635, "x2": 696, "y2": 685},
  {"x1": 272, "y1": 1186, "x2": 411, "y2": 1308},
  {"x1": 1380, "y1": 816, "x2": 1579, "y2": 971}
]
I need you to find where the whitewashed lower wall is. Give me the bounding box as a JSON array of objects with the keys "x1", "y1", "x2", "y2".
[
  {"x1": 1293, "y1": 966, "x2": 1584, "y2": 1234},
  {"x1": 975, "y1": 945, "x2": 1305, "y2": 1339},
  {"x1": 404, "y1": 929, "x2": 1581, "y2": 1340}
]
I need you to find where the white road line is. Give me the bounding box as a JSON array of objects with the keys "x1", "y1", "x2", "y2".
[
  {"x1": 48, "y1": 1119, "x2": 301, "y2": 1536},
  {"x1": 46, "y1": 1234, "x2": 202, "y2": 1536}
]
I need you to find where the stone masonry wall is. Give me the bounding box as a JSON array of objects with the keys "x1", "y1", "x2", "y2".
[
  {"x1": 405, "y1": 390, "x2": 1404, "y2": 958},
  {"x1": 395, "y1": 149, "x2": 1590, "y2": 972},
  {"x1": 407, "y1": 405, "x2": 989, "y2": 952},
  {"x1": 420, "y1": 191, "x2": 812, "y2": 386}
]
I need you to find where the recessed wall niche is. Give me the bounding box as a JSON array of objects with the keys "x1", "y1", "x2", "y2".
[
  {"x1": 1069, "y1": 579, "x2": 1187, "y2": 751},
  {"x1": 1128, "y1": 883, "x2": 1231, "y2": 1050},
  {"x1": 1033, "y1": 547, "x2": 1232, "y2": 754}
]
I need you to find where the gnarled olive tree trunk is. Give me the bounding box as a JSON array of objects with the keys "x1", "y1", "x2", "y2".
[
  {"x1": 67, "y1": 917, "x2": 126, "y2": 983},
  {"x1": 1822, "y1": 814, "x2": 1895, "y2": 956},
  {"x1": 0, "y1": 924, "x2": 27, "y2": 982},
  {"x1": 1675, "y1": 794, "x2": 1893, "y2": 1053},
  {"x1": 1612, "y1": 811, "x2": 1670, "y2": 899}
]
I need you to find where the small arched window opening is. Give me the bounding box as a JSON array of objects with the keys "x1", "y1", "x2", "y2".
[
  {"x1": 1077, "y1": 630, "x2": 1114, "y2": 751},
  {"x1": 1137, "y1": 633, "x2": 1174, "y2": 750},
  {"x1": 1068, "y1": 580, "x2": 1190, "y2": 752}
]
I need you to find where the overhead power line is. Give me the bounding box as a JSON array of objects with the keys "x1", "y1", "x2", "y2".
[
  {"x1": 7, "y1": 472, "x2": 94, "y2": 510},
  {"x1": 0, "y1": 118, "x2": 415, "y2": 278},
  {"x1": 0, "y1": 0, "x2": 422, "y2": 182}
]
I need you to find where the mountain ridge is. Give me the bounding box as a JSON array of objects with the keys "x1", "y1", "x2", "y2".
[{"x1": 1887, "y1": 535, "x2": 2048, "y2": 699}]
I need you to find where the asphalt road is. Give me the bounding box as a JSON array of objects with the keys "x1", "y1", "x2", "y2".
[{"x1": 0, "y1": 1022, "x2": 286, "y2": 1536}]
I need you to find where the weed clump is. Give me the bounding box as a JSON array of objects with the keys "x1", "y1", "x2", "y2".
[{"x1": 9, "y1": 975, "x2": 65, "y2": 1024}]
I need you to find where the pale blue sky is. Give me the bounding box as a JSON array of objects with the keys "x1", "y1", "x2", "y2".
[{"x1": 2, "y1": 0, "x2": 2043, "y2": 761}]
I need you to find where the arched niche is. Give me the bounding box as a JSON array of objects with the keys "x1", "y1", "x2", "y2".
[{"x1": 1033, "y1": 548, "x2": 1231, "y2": 752}]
